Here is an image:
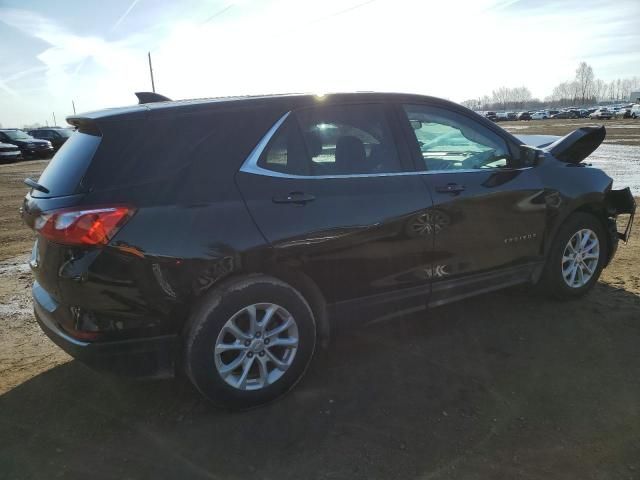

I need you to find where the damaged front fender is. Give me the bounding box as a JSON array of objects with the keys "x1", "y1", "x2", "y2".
[{"x1": 606, "y1": 187, "x2": 636, "y2": 242}]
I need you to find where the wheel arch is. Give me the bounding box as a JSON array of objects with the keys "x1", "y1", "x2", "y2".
[
  {"x1": 260, "y1": 265, "x2": 331, "y2": 348},
  {"x1": 543, "y1": 196, "x2": 616, "y2": 270},
  {"x1": 186, "y1": 262, "x2": 331, "y2": 349}
]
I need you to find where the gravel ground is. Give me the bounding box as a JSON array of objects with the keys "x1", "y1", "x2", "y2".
[{"x1": 1, "y1": 121, "x2": 639, "y2": 479}]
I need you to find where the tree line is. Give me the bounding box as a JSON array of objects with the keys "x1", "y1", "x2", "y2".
[{"x1": 462, "y1": 62, "x2": 640, "y2": 111}]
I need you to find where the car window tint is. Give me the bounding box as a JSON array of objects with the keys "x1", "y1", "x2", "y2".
[
  {"x1": 297, "y1": 104, "x2": 402, "y2": 175},
  {"x1": 259, "y1": 104, "x2": 402, "y2": 176},
  {"x1": 403, "y1": 104, "x2": 510, "y2": 171}
]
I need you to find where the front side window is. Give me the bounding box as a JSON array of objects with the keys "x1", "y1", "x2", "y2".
[
  {"x1": 403, "y1": 105, "x2": 510, "y2": 171},
  {"x1": 258, "y1": 104, "x2": 403, "y2": 176}
]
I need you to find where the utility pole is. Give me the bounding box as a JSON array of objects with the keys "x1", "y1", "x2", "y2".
[
  {"x1": 72, "y1": 100, "x2": 76, "y2": 115},
  {"x1": 52, "y1": 112, "x2": 57, "y2": 126},
  {"x1": 148, "y1": 52, "x2": 156, "y2": 93}
]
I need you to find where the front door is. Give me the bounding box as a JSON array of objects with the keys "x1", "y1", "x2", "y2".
[
  {"x1": 236, "y1": 103, "x2": 434, "y2": 318},
  {"x1": 397, "y1": 103, "x2": 548, "y2": 306}
]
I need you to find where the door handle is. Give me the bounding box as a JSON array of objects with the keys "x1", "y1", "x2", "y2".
[
  {"x1": 272, "y1": 192, "x2": 316, "y2": 205},
  {"x1": 435, "y1": 183, "x2": 465, "y2": 194}
]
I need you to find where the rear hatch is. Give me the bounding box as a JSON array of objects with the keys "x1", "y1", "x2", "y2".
[{"x1": 22, "y1": 125, "x2": 103, "y2": 300}]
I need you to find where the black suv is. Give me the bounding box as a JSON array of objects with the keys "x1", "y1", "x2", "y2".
[
  {"x1": 22, "y1": 93, "x2": 635, "y2": 408},
  {"x1": 0, "y1": 129, "x2": 54, "y2": 158},
  {"x1": 28, "y1": 127, "x2": 74, "y2": 151}
]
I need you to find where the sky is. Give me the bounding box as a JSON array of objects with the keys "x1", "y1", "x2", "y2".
[{"x1": 0, "y1": 0, "x2": 639, "y2": 126}]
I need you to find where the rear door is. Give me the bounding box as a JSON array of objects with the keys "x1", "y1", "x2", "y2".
[
  {"x1": 236, "y1": 102, "x2": 434, "y2": 318},
  {"x1": 397, "y1": 103, "x2": 548, "y2": 306}
]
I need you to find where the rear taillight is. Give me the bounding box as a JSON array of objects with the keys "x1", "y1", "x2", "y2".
[{"x1": 34, "y1": 206, "x2": 135, "y2": 246}]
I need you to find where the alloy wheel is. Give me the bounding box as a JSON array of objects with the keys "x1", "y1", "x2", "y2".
[
  {"x1": 561, "y1": 229, "x2": 600, "y2": 288},
  {"x1": 214, "y1": 303, "x2": 299, "y2": 391}
]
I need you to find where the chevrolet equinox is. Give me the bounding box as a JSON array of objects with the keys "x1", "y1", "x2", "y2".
[{"x1": 22, "y1": 92, "x2": 636, "y2": 408}]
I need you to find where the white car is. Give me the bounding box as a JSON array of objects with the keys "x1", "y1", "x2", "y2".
[
  {"x1": 531, "y1": 111, "x2": 548, "y2": 120},
  {"x1": 0, "y1": 142, "x2": 21, "y2": 162},
  {"x1": 590, "y1": 109, "x2": 612, "y2": 119},
  {"x1": 631, "y1": 104, "x2": 640, "y2": 119}
]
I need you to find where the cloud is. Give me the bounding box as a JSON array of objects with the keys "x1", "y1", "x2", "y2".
[
  {"x1": 0, "y1": 0, "x2": 638, "y2": 126},
  {"x1": 0, "y1": 7, "x2": 151, "y2": 121}
]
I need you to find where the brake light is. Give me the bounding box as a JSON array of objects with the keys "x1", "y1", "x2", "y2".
[{"x1": 34, "y1": 206, "x2": 135, "y2": 246}]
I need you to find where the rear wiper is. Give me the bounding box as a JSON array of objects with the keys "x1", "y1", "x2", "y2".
[{"x1": 24, "y1": 178, "x2": 50, "y2": 194}]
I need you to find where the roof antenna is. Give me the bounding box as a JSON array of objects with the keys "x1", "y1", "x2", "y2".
[{"x1": 135, "y1": 92, "x2": 172, "y2": 104}]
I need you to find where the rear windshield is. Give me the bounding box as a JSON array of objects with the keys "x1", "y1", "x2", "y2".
[{"x1": 32, "y1": 131, "x2": 100, "y2": 198}]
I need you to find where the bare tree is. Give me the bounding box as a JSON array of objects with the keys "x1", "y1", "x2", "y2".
[
  {"x1": 491, "y1": 87, "x2": 510, "y2": 109},
  {"x1": 461, "y1": 63, "x2": 639, "y2": 111},
  {"x1": 593, "y1": 79, "x2": 606, "y2": 101},
  {"x1": 575, "y1": 62, "x2": 594, "y2": 104}
]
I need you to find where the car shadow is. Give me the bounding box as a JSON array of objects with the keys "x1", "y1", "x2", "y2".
[{"x1": 1, "y1": 283, "x2": 640, "y2": 479}]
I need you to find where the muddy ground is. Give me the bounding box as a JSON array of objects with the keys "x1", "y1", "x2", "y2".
[{"x1": 1, "y1": 120, "x2": 640, "y2": 479}]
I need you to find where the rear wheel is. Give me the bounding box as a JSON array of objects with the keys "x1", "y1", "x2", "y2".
[
  {"x1": 539, "y1": 212, "x2": 607, "y2": 299},
  {"x1": 184, "y1": 275, "x2": 316, "y2": 408}
]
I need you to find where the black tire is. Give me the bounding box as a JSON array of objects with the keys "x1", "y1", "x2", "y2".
[
  {"x1": 184, "y1": 274, "x2": 316, "y2": 409},
  {"x1": 538, "y1": 212, "x2": 607, "y2": 300}
]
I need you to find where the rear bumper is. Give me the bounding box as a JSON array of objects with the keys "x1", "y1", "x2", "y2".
[{"x1": 33, "y1": 282, "x2": 178, "y2": 378}]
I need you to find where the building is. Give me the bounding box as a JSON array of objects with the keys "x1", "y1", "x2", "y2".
[{"x1": 630, "y1": 91, "x2": 640, "y2": 103}]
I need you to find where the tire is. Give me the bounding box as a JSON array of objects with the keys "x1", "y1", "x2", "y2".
[
  {"x1": 538, "y1": 212, "x2": 607, "y2": 300},
  {"x1": 184, "y1": 274, "x2": 316, "y2": 409}
]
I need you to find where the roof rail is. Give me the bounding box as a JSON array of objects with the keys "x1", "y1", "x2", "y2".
[{"x1": 134, "y1": 92, "x2": 172, "y2": 104}]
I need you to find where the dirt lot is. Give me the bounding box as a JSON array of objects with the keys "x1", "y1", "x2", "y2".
[{"x1": 1, "y1": 122, "x2": 640, "y2": 479}]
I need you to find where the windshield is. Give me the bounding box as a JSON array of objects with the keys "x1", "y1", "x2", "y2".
[{"x1": 2, "y1": 130, "x2": 33, "y2": 140}]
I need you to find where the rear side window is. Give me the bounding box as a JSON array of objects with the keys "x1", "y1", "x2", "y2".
[
  {"x1": 83, "y1": 109, "x2": 279, "y2": 193},
  {"x1": 32, "y1": 131, "x2": 100, "y2": 198},
  {"x1": 258, "y1": 104, "x2": 403, "y2": 176}
]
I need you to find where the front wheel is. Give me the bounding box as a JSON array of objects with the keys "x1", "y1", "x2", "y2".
[
  {"x1": 538, "y1": 212, "x2": 607, "y2": 299},
  {"x1": 184, "y1": 275, "x2": 316, "y2": 409}
]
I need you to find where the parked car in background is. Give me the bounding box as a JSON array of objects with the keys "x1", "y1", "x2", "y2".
[
  {"x1": 590, "y1": 109, "x2": 612, "y2": 119},
  {"x1": 0, "y1": 142, "x2": 21, "y2": 163},
  {"x1": 614, "y1": 108, "x2": 631, "y2": 119},
  {"x1": 485, "y1": 111, "x2": 497, "y2": 121},
  {"x1": 631, "y1": 104, "x2": 640, "y2": 119},
  {"x1": 517, "y1": 111, "x2": 532, "y2": 121},
  {"x1": 551, "y1": 111, "x2": 577, "y2": 119},
  {"x1": 27, "y1": 127, "x2": 74, "y2": 151},
  {"x1": 0, "y1": 129, "x2": 54, "y2": 158},
  {"x1": 21, "y1": 91, "x2": 636, "y2": 408},
  {"x1": 531, "y1": 111, "x2": 548, "y2": 120},
  {"x1": 548, "y1": 110, "x2": 560, "y2": 117},
  {"x1": 495, "y1": 112, "x2": 508, "y2": 121}
]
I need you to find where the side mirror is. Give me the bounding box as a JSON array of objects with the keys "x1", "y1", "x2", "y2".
[
  {"x1": 409, "y1": 120, "x2": 422, "y2": 130},
  {"x1": 520, "y1": 145, "x2": 543, "y2": 167}
]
